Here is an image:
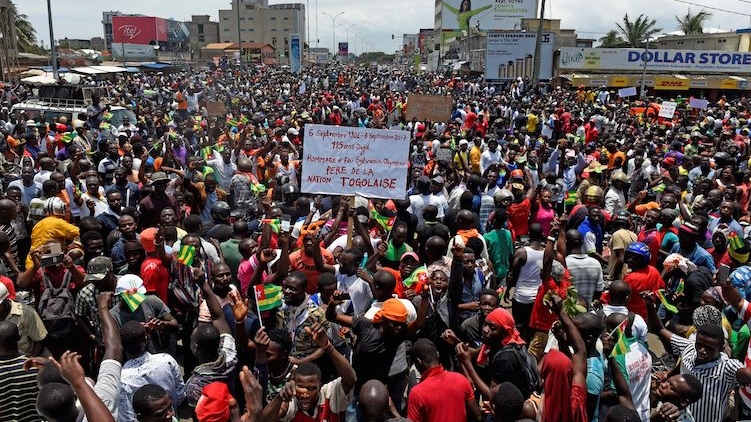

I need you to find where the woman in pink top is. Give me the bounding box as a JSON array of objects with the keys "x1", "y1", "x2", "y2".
[{"x1": 531, "y1": 187, "x2": 556, "y2": 237}]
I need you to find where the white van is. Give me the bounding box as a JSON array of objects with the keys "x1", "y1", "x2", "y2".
[
  {"x1": 11, "y1": 100, "x2": 136, "y2": 129},
  {"x1": 10, "y1": 85, "x2": 136, "y2": 128}
]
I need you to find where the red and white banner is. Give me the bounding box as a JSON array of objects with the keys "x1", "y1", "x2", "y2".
[{"x1": 113, "y1": 16, "x2": 168, "y2": 45}]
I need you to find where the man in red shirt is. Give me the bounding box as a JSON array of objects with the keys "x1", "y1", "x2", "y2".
[
  {"x1": 507, "y1": 176, "x2": 535, "y2": 237},
  {"x1": 408, "y1": 338, "x2": 481, "y2": 422},
  {"x1": 528, "y1": 224, "x2": 571, "y2": 360},
  {"x1": 139, "y1": 227, "x2": 172, "y2": 303},
  {"x1": 623, "y1": 241, "x2": 665, "y2": 319}
]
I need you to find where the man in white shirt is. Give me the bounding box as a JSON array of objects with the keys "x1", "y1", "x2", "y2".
[
  {"x1": 479, "y1": 139, "x2": 502, "y2": 175},
  {"x1": 334, "y1": 249, "x2": 373, "y2": 316},
  {"x1": 408, "y1": 177, "x2": 445, "y2": 225}
]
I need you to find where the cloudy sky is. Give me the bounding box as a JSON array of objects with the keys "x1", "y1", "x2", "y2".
[{"x1": 18, "y1": 0, "x2": 751, "y2": 52}]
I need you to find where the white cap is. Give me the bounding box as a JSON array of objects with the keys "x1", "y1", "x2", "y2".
[{"x1": 459, "y1": 139, "x2": 468, "y2": 146}]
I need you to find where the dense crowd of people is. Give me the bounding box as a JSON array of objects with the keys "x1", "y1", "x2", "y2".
[{"x1": 0, "y1": 60, "x2": 749, "y2": 422}]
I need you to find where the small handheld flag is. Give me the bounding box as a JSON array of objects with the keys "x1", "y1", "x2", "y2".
[
  {"x1": 674, "y1": 279, "x2": 685, "y2": 296},
  {"x1": 656, "y1": 289, "x2": 678, "y2": 314},
  {"x1": 115, "y1": 277, "x2": 147, "y2": 312},
  {"x1": 262, "y1": 218, "x2": 281, "y2": 233},
  {"x1": 370, "y1": 209, "x2": 396, "y2": 231},
  {"x1": 404, "y1": 265, "x2": 428, "y2": 289},
  {"x1": 119, "y1": 290, "x2": 147, "y2": 312},
  {"x1": 254, "y1": 284, "x2": 283, "y2": 312},
  {"x1": 609, "y1": 318, "x2": 630, "y2": 357},
  {"x1": 177, "y1": 245, "x2": 196, "y2": 267}
]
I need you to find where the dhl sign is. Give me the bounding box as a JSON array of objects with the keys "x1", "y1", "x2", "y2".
[
  {"x1": 610, "y1": 76, "x2": 629, "y2": 87},
  {"x1": 720, "y1": 79, "x2": 739, "y2": 89},
  {"x1": 654, "y1": 77, "x2": 690, "y2": 90}
]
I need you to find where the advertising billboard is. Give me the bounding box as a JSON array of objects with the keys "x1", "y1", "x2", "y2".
[
  {"x1": 559, "y1": 47, "x2": 751, "y2": 74},
  {"x1": 485, "y1": 32, "x2": 554, "y2": 81},
  {"x1": 111, "y1": 43, "x2": 157, "y2": 61},
  {"x1": 166, "y1": 19, "x2": 190, "y2": 44},
  {"x1": 442, "y1": 0, "x2": 537, "y2": 31},
  {"x1": 402, "y1": 34, "x2": 418, "y2": 54},
  {"x1": 112, "y1": 16, "x2": 167, "y2": 45},
  {"x1": 338, "y1": 42, "x2": 349, "y2": 57},
  {"x1": 290, "y1": 34, "x2": 301, "y2": 74}
]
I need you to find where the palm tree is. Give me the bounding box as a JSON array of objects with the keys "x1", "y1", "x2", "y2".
[
  {"x1": 615, "y1": 13, "x2": 662, "y2": 47},
  {"x1": 676, "y1": 10, "x2": 713, "y2": 35},
  {"x1": 9, "y1": 2, "x2": 39, "y2": 53},
  {"x1": 598, "y1": 30, "x2": 626, "y2": 48}
]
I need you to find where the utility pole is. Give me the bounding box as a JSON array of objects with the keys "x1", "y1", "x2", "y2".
[{"x1": 531, "y1": 0, "x2": 546, "y2": 89}]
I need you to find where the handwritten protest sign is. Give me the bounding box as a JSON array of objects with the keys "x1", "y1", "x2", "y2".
[
  {"x1": 406, "y1": 94, "x2": 452, "y2": 122},
  {"x1": 301, "y1": 124, "x2": 410, "y2": 199},
  {"x1": 658, "y1": 101, "x2": 677, "y2": 118}
]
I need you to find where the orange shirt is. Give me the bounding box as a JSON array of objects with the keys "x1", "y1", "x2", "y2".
[
  {"x1": 608, "y1": 151, "x2": 626, "y2": 169},
  {"x1": 288, "y1": 248, "x2": 335, "y2": 294}
]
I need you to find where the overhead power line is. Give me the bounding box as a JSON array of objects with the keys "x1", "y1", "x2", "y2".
[{"x1": 669, "y1": 0, "x2": 750, "y2": 16}]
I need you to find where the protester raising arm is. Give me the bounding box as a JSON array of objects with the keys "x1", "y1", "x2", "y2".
[
  {"x1": 550, "y1": 295, "x2": 587, "y2": 391},
  {"x1": 325, "y1": 293, "x2": 354, "y2": 328},
  {"x1": 50, "y1": 351, "x2": 116, "y2": 422},
  {"x1": 306, "y1": 321, "x2": 356, "y2": 393}
]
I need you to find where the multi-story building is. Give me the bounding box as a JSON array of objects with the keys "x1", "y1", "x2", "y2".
[
  {"x1": 102, "y1": 11, "x2": 142, "y2": 52},
  {"x1": 185, "y1": 15, "x2": 220, "y2": 52},
  {"x1": 655, "y1": 30, "x2": 751, "y2": 52},
  {"x1": 218, "y1": 0, "x2": 305, "y2": 58}
]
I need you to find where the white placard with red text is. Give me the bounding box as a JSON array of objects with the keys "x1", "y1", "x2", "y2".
[{"x1": 301, "y1": 124, "x2": 410, "y2": 199}]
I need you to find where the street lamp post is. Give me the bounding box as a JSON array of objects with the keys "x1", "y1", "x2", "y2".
[
  {"x1": 47, "y1": 0, "x2": 58, "y2": 79},
  {"x1": 322, "y1": 12, "x2": 344, "y2": 60},
  {"x1": 640, "y1": 38, "x2": 650, "y2": 100},
  {"x1": 352, "y1": 31, "x2": 359, "y2": 57},
  {"x1": 235, "y1": 0, "x2": 242, "y2": 68}
]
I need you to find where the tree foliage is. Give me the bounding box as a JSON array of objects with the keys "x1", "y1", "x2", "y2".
[
  {"x1": 10, "y1": 2, "x2": 41, "y2": 53},
  {"x1": 615, "y1": 13, "x2": 662, "y2": 47},
  {"x1": 598, "y1": 30, "x2": 627, "y2": 48},
  {"x1": 675, "y1": 10, "x2": 713, "y2": 35}
]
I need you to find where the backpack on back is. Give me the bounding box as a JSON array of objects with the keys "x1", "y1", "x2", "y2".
[
  {"x1": 501, "y1": 344, "x2": 542, "y2": 395},
  {"x1": 38, "y1": 272, "x2": 76, "y2": 341}
]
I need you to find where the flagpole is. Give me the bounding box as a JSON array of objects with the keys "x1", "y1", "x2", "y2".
[{"x1": 254, "y1": 285, "x2": 265, "y2": 329}]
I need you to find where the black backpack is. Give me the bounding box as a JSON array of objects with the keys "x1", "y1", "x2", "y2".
[
  {"x1": 501, "y1": 344, "x2": 542, "y2": 395},
  {"x1": 38, "y1": 272, "x2": 76, "y2": 341}
]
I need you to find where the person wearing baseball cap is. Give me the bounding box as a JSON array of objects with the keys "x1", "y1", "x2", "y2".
[
  {"x1": 671, "y1": 223, "x2": 716, "y2": 273},
  {"x1": 0, "y1": 282, "x2": 47, "y2": 356},
  {"x1": 138, "y1": 171, "x2": 178, "y2": 229},
  {"x1": 623, "y1": 242, "x2": 665, "y2": 319},
  {"x1": 75, "y1": 256, "x2": 117, "y2": 340}
]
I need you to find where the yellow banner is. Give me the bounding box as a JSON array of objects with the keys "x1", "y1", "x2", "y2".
[{"x1": 654, "y1": 77, "x2": 690, "y2": 90}]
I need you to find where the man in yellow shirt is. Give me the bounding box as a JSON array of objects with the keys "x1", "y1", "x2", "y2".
[
  {"x1": 26, "y1": 197, "x2": 79, "y2": 269},
  {"x1": 526, "y1": 109, "x2": 539, "y2": 134},
  {"x1": 469, "y1": 138, "x2": 483, "y2": 174}
]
